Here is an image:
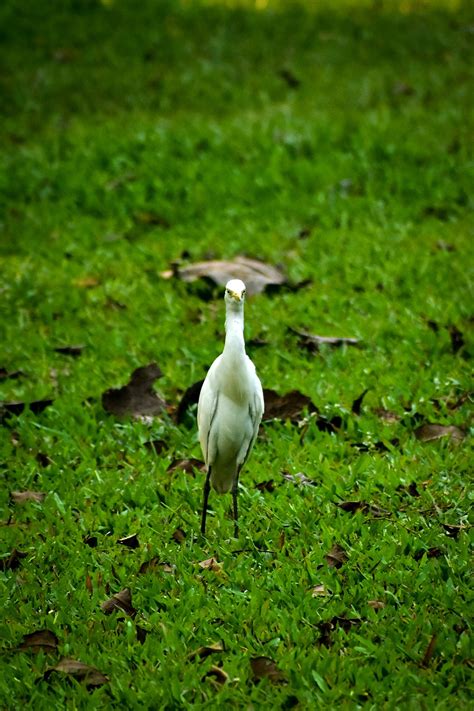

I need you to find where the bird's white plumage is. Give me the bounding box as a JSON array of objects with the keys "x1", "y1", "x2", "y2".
[{"x1": 198, "y1": 279, "x2": 264, "y2": 495}]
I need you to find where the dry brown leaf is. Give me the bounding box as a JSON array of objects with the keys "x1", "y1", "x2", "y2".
[
  {"x1": 290, "y1": 327, "x2": 359, "y2": 351},
  {"x1": 337, "y1": 501, "x2": 387, "y2": 517},
  {"x1": 263, "y1": 388, "x2": 317, "y2": 423},
  {"x1": 374, "y1": 407, "x2": 401, "y2": 423},
  {"x1": 11, "y1": 491, "x2": 45, "y2": 504},
  {"x1": 442, "y1": 523, "x2": 466, "y2": 539},
  {"x1": 368, "y1": 600, "x2": 385, "y2": 610},
  {"x1": 203, "y1": 665, "x2": 229, "y2": 684},
  {"x1": 102, "y1": 363, "x2": 166, "y2": 418},
  {"x1": 414, "y1": 423, "x2": 464, "y2": 443},
  {"x1": 161, "y1": 256, "x2": 286, "y2": 296},
  {"x1": 101, "y1": 588, "x2": 136, "y2": 618},
  {"x1": 117, "y1": 533, "x2": 140, "y2": 549},
  {"x1": 188, "y1": 642, "x2": 224, "y2": 661},
  {"x1": 420, "y1": 634, "x2": 437, "y2": 667},
  {"x1": 325, "y1": 544, "x2": 348, "y2": 568},
  {"x1": 138, "y1": 558, "x2": 175, "y2": 575},
  {"x1": 167, "y1": 458, "x2": 206, "y2": 476},
  {"x1": 54, "y1": 345, "x2": 84, "y2": 357},
  {"x1": 18, "y1": 630, "x2": 58, "y2": 653},
  {"x1": 250, "y1": 656, "x2": 286, "y2": 684},
  {"x1": 281, "y1": 471, "x2": 316, "y2": 487},
  {"x1": 255, "y1": 480, "x2": 275, "y2": 492},
  {"x1": 311, "y1": 584, "x2": 330, "y2": 597},
  {"x1": 85, "y1": 573, "x2": 93, "y2": 594},
  {"x1": 1, "y1": 399, "x2": 54, "y2": 419},
  {"x1": 352, "y1": 389, "x2": 370, "y2": 415},
  {"x1": 176, "y1": 380, "x2": 204, "y2": 424},
  {"x1": 172, "y1": 528, "x2": 186, "y2": 544},
  {"x1": 45, "y1": 658, "x2": 108, "y2": 687},
  {"x1": 0, "y1": 548, "x2": 27, "y2": 571},
  {"x1": 198, "y1": 557, "x2": 222, "y2": 573}
]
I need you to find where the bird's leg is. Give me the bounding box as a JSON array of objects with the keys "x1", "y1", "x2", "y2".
[
  {"x1": 201, "y1": 467, "x2": 211, "y2": 535},
  {"x1": 232, "y1": 467, "x2": 242, "y2": 538}
]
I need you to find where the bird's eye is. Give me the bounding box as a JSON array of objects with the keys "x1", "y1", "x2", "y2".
[{"x1": 242, "y1": 289, "x2": 246, "y2": 296}]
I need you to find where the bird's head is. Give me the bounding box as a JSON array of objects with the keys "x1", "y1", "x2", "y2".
[{"x1": 224, "y1": 279, "x2": 246, "y2": 306}]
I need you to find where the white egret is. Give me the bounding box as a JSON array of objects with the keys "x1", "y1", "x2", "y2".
[{"x1": 198, "y1": 279, "x2": 264, "y2": 537}]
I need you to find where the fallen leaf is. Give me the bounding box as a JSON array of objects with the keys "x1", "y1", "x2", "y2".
[
  {"x1": 83, "y1": 535, "x2": 98, "y2": 548},
  {"x1": 85, "y1": 573, "x2": 93, "y2": 594},
  {"x1": 167, "y1": 458, "x2": 206, "y2": 476},
  {"x1": 448, "y1": 325, "x2": 464, "y2": 354},
  {"x1": 311, "y1": 584, "x2": 330, "y2": 597},
  {"x1": 414, "y1": 547, "x2": 443, "y2": 560},
  {"x1": 117, "y1": 533, "x2": 140, "y2": 549},
  {"x1": 337, "y1": 501, "x2": 387, "y2": 517},
  {"x1": 101, "y1": 588, "x2": 136, "y2": 617},
  {"x1": 172, "y1": 528, "x2": 186, "y2": 544},
  {"x1": 188, "y1": 642, "x2": 224, "y2": 661},
  {"x1": 1, "y1": 399, "x2": 53, "y2": 419},
  {"x1": 414, "y1": 423, "x2": 464, "y2": 443},
  {"x1": 281, "y1": 471, "x2": 316, "y2": 487},
  {"x1": 373, "y1": 408, "x2": 400, "y2": 423},
  {"x1": 36, "y1": 452, "x2": 52, "y2": 467},
  {"x1": 351, "y1": 389, "x2": 370, "y2": 415},
  {"x1": 278, "y1": 68, "x2": 300, "y2": 88},
  {"x1": 176, "y1": 380, "x2": 204, "y2": 424},
  {"x1": 136, "y1": 626, "x2": 148, "y2": 644},
  {"x1": 73, "y1": 276, "x2": 100, "y2": 288},
  {"x1": 0, "y1": 549, "x2": 27, "y2": 571},
  {"x1": 198, "y1": 557, "x2": 222, "y2": 572},
  {"x1": 255, "y1": 480, "x2": 275, "y2": 492},
  {"x1": 102, "y1": 363, "x2": 166, "y2": 418},
  {"x1": 250, "y1": 656, "x2": 286, "y2": 684},
  {"x1": 54, "y1": 345, "x2": 84, "y2": 357},
  {"x1": 203, "y1": 665, "x2": 229, "y2": 684},
  {"x1": 18, "y1": 630, "x2": 58, "y2": 653},
  {"x1": 45, "y1": 658, "x2": 108, "y2": 687},
  {"x1": 138, "y1": 558, "x2": 175, "y2": 575},
  {"x1": 318, "y1": 616, "x2": 361, "y2": 647},
  {"x1": 420, "y1": 634, "x2": 437, "y2": 667},
  {"x1": 263, "y1": 388, "x2": 317, "y2": 423},
  {"x1": 161, "y1": 256, "x2": 286, "y2": 296},
  {"x1": 325, "y1": 544, "x2": 348, "y2": 568},
  {"x1": 0, "y1": 368, "x2": 24, "y2": 381},
  {"x1": 436, "y1": 239, "x2": 455, "y2": 252},
  {"x1": 442, "y1": 523, "x2": 466, "y2": 539},
  {"x1": 11, "y1": 491, "x2": 45, "y2": 504},
  {"x1": 368, "y1": 600, "x2": 385, "y2": 610},
  {"x1": 144, "y1": 439, "x2": 167, "y2": 455},
  {"x1": 289, "y1": 327, "x2": 359, "y2": 351}
]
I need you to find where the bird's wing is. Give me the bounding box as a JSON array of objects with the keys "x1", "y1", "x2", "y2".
[
  {"x1": 197, "y1": 356, "x2": 221, "y2": 465},
  {"x1": 238, "y1": 372, "x2": 264, "y2": 468}
]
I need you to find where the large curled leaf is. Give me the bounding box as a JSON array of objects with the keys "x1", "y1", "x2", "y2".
[
  {"x1": 18, "y1": 630, "x2": 58, "y2": 653},
  {"x1": 45, "y1": 658, "x2": 108, "y2": 687},
  {"x1": 101, "y1": 588, "x2": 136, "y2": 617},
  {"x1": 289, "y1": 327, "x2": 360, "y2": 351},
  {"x1": 250, "y1": 656, "x2": 286, "y2": 684},
  {"x1": 102, "y1": 363, "x2": 166, "y2": 417},
  {"x1": 263, "y1": 388, "x2": 316, "y2": 423},
  {"x1": 161, "y1": 256, "x2": 286, "y2": 296},
  {"x1": 414, "y1": 423, "x2": 464, "y2": 443}
]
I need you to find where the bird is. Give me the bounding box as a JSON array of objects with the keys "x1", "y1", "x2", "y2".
[{"x1": 197, "y1": 278, "x2": 264, "y2": 537}]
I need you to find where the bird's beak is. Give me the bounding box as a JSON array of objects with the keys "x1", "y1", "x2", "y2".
[{"x1": 229, "y1": 291, "x2": 241, "y2": 301}]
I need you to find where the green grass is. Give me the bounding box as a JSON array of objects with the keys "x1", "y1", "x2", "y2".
[{"x1": 0, "y1": 0, "x2": 473, "y2": 707}]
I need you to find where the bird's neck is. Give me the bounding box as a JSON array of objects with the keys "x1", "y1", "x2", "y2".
[{"x1": 223, "y1": 308, "x2": 245, "y2": 362}]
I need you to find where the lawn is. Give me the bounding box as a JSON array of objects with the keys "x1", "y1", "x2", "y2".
[{"x1": 0, "y1": 0, "x2": 473, "y2": 708}]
